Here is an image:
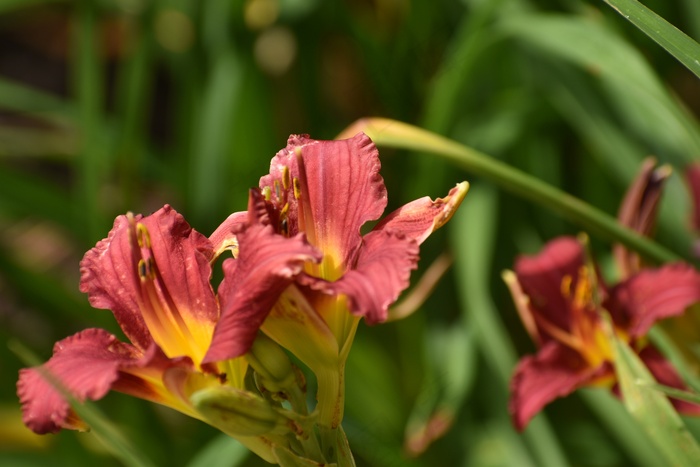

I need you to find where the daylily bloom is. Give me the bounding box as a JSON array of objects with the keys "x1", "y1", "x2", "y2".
[
  {"x1": 504, "y1": 236, "x2": 700, "y2": 431},
  {"x1": 17, "y1": 205, "x2": 319, "y2": 462},
  {"x1": 17, "y1": 132, "x2": 467, "y2": 466},
  {"x1": 203, "y1": 133, "x2": 468, "y2": 427}
]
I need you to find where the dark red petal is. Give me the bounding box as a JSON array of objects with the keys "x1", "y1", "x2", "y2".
[
  {"x1": 307, "y1": 229, "x2": 419, "y2": 324},
  {"x1": 607, "y1": 263, "x2": 700, "y2": 337},
  {"x1": 514, "y1": 237, "x2": 586, "y2": 335},
  {"x1": 638, "y1": 346, "x2": 700, "y2": 416},
  {"x1": 685, "y1": 164, "x2": 700, "y2": 232},
  {"x1": 510, "y1": 341, "x2": 603, "y2": 431},
  {"x1": 260, "y1": 133, "x2": 387, "y2": 272},
  {"x1": 614, "y1": 158, "x2": 670, "y2": 279},
  {"x1": 17, "y1": 329, "x2": 144, "y2": 434},
  {"x1": 80, "y1": 205, "x2": 218, "y2": 356},
  {"x1": 372, "y1": 182, "x2": 468, "y2": 245},
  {"x1": 203, "y1": 224, "x2": 321, "y2": 363}
]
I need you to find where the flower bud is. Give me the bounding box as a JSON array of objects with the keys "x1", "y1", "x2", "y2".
[
  {"x1": 191, "y1": 386, "x2": 288, "y2": 436},
  {"x1": 247, "y1": 333, "x2": 297, "y2": 394}
]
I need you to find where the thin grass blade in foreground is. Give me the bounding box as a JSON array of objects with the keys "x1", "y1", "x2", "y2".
[
  {"x1": 610, "y1": 321, "x2": 700, "y2": 466},
  {"x1": 602, "y1": 0, "x2": 700, "y2": 80},
  {"x1": 9, "y1": 340, "x2": 157, "y2": 467},
  {"x1": 339, "y1": 118, "x2": 679, "y2": 264}
]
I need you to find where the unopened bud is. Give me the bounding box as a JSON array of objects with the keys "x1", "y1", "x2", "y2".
[
  {"x1": 247, "y1": 333, "x2": 297, "y2": 394},
  {"x1": 191, "y1": 386, "x2": 288, "y2": 436}
]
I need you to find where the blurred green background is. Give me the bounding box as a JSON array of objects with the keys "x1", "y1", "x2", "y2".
[{"x1": 3, "y1": 0, "x2": 700, "y2": 465}]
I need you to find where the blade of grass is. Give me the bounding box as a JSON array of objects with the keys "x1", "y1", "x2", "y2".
[
  {"x1": 73, "y1": 0, "x2": 108, "y2": 245},
  {"x1": 114, "y1": 8, "x2": 155, "y2": 209},
  {"x1": 579, "y1": 390, "x2": 667, "y2": 467},
  {"x1": 602, "y1": 0, "x2": 700, "y2": 80},
  {"x1": 186, "y1": 433, "x2": 249, "y2": 467},
  {"x1": 0, "y1": 77, "x2": 74, "y2": 116},
  {"x1": 451, "y1": 185, "x2": 568, "y2": 467},
  {"x1": 9, "y1": 340, "x2": 157, "y2": 467},
  {"x1": 500, "y1": 12, "x2": 700, "y2": 164},
  {"x1": 610, "y1": 321, "x2": 700, "y2": 465},
  {"x1": 339, "y1": 118, "x2": 680, "y2": 264}
]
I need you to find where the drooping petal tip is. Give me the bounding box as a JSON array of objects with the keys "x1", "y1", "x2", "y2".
[{"x1": 373, "y1": 181, "x2": 469, "y2": 245}]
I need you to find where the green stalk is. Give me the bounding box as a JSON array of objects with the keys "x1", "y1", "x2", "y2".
[
  {"x1": 315, "y1": 365, "x2": 354, "y2": 466},
  {"x1": 339, "y1": 118, "x2": 680, "y2": 264}
]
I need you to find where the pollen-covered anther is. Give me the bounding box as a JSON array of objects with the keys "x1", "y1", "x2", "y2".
[
  {"x1": 137, "y1": 257, "x2": 156, "y2": 281},
  {"x1": 560, "y1": 275, "x2": 573, "y2": 298},
  {"x1": 136, "y1": 223, "x2": 151, "y2": 249},
  {"x1": 281, "y1": 166, "x2": 290, "y2": 190},
  {"x1": 280, "y1": 203, "x2": 290, "y2": 236},
  {"x1": 262, "y1": 186, "x2": 272, "y2": 201},
  {"x1": 292, "y1": 177, "x2": 301, "y2": 200}
]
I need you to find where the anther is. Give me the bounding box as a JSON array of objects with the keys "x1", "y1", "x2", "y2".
[
  {"x1": 274, "y1": 180, "x2": 281, "y2": 200},
  {"x1": 262, "y1": 186, "x2": 272, "y2": 201},
  {"x1": 136, "y1": 223, "x2": 151, "y2": 249},
  {"x1": 282, "y1": 166, "x2": 290, "y2": 190},
  {"x1": 560, "y1": 275, "x2": 572, "y2": 298},
  {"x1": 293, "y1": 178, "x2": 301, "y2": 199},
  {"x1": 138, "y1": 258, "x2": 156, "y2": 281}
]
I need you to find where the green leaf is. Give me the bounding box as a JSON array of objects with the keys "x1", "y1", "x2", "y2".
[
  {"x1": 602, "y1": 0, "x2": 700, "y2": 80},
  {"x1": 186, "y1": 434, "x2": 249, "y2": 467},
  {"x1": 580, "y1": 390, "x2": 667, "y2": 467},
  {"x1": 611, "y1": 325, "x2": 700, "y2": 465},
  {"x1": 500, "y1": 13, "x2": 700, "y2": 163}
]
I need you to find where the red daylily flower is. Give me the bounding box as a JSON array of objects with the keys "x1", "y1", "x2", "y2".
[
  {"x1": 17, "y1": 206, "x2": 317, "y2": 461},
  {"x1": 203, "y1": 133, "x2": 468, "y2": 368},
  {"x1": 202, "y1": 133, "x2": 467, "y2": 428},
  {"x1": 504, "y1": 236, "x2": 700, "y2": 431}
]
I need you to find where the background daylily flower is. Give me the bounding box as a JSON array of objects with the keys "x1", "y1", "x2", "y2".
[
  {"x1": 504, "y1": 236, "x2": 700, "y2": 431},
  {"x1": 614, "y1": 158, "x2": 671, "y2": 279},
  {"x1": 17, "y1": 205, "x2": 317, "y2": 462},
  {"x1": 203, "y1": 133, "x2": 468, "y2": 430}
]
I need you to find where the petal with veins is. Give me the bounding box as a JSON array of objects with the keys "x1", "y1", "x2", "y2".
[
  {"x1": 510, "y1": 341, "x2": 606, "y2": 431},
  {"x1": 204, "y1": 223, "x2": 321, "y2": 363},
  {"x1": 373, "y1": 182, "x2": 468, "y2": 245},
  {"x1": 607, "y1": 263, "x2": 700, "y2": 337}
]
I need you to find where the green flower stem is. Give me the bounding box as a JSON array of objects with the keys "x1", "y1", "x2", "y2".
[
  {"x1": 340, "y1": 118, "x2": 680, "y2": 264},
  {"x1": 286, "y1": 385, "x2": 324, "y2": 462},
  {"x1": 314, "y1": 365, "x2": 354, "y2": 466}
]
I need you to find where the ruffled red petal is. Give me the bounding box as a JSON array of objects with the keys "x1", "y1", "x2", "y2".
[
  {"x1": 18, "y1": 329, "x2": 144, "y2": 434},
  {"x1": 260, "y1": 133, "x2": 387, "y2": 273},
  {"x1": 510, "y1": 341, "x2": 605, "y2": 431},
  {"x1": 606, "y1": 263, "x2": 700, "y2": 337},
  {"x1": 203, "y1": 223, "x2": 321, "y2": 363},
  {"x1": 372, "y1": 182, "x2": 468, "y2": 245},
  {"x1": 306, "y1": 229, "x2": 419, "y2": 324},
  {"x1": 514, "y1": 237, "x2": 592, "y2": 338}
]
